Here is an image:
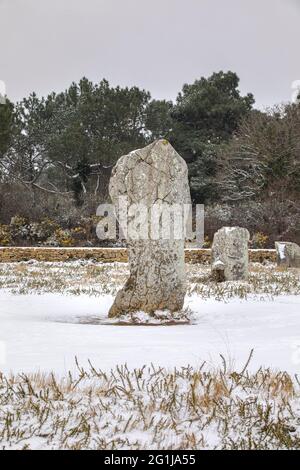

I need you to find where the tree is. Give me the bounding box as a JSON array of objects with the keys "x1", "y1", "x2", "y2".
[
  {"x1": 44, "y1": 78, "x2": 151, "y2": 202},
  {"x1": 169, "y1": 71, "x2": 255, "y2": 203},
  {"x1": 145, "y1": 99, "x2": 174, "y2": 139},
  {"x1": 0, "y1": 98, "x2": 14, "y2": 158},
  {"x1": 2, "y1": 79, "x2": 152, "y2": 204},
  {"x1": 218, "y1": 104, "x2": 300, "y2": 203}
]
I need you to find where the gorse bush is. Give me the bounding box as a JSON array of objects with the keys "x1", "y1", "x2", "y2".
[
  {"x1": 250, "y1": 232, "x2": 269, "y2": 249},
  {"x1": 0, "y1": 215, "x2": 107, "y2": 247}
]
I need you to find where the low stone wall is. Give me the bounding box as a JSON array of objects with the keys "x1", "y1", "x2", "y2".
[
  {"x1": 185, "y1": 248, "x2": 277, "y2": 264},
  {"x1": 0, "y1": 247, "x2": 277, "y2": 264}
]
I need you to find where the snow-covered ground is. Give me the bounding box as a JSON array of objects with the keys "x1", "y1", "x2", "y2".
[
  {"x1": 0, "y1": 261, "x2": 300, "y2": 450},
  {"x1": 0, "y1": 292, "x2": 300, "y2": 375},
  {"x1": 0, "y1": 261, "x2": 299, "y2": 375}
]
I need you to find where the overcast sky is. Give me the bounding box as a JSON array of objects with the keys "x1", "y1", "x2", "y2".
[{"x1": 0, "y1": 0, "x2": 300, "y2": 108}]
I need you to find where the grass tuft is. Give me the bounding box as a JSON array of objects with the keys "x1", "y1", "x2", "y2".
[{"x1": 0, "y1": 358, "x2": 300, "y2": 450}]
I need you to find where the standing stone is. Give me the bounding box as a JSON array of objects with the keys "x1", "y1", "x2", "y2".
[
  {"x1": 275, "y1": 242, "x2": 300, "y2": 268},
  {"x1": 211, "y1": 227, "x2": 250, "y2": 281},
  {"x1": 108, "y1": 140, "x2": 191, "y2": 318}
]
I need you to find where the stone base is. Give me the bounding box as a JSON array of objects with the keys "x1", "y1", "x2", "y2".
[
  {"x1": 107, "y1": 309, "x2": 192, "y2": 325},
  {"x1": 53, "y1": 309, "x2": 192, "y2": 326}
]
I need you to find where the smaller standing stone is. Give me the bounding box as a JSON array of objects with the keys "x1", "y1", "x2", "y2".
[
  {"x1": 211, "y1": 227, "x2": 250, "y2": 281},
  {"x1": 275, "y1": 242, "x2": 300, "y2": 268}
]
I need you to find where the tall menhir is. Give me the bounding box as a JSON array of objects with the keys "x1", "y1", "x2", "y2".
[{"x1": 108, "y1": 140, "x2": 191, "y2": 318}]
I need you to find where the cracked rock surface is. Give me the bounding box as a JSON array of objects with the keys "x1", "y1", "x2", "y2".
[{"x1": 108, "y1": 140, "x2": 191, "y2": 318}]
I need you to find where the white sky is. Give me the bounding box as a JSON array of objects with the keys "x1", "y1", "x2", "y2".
[{"x1": 0, "y1": 0, "x2": 300, "y2": 108}]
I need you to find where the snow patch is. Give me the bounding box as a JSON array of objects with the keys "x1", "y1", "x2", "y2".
[{"x1": 1, "y1": 292, "x2": 300, "y2": 375}]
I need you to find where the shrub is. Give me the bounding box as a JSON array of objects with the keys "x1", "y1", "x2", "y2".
[
  {"x1": 10, "y1": 215, "x2": 30, "y2": 241},
  {"x1": 250, "y1": 232, "x2": 269, "y2": 249},
  {"x1": 0, "y1": 225, "x2": 12, "y2": 246},
  {"x1": 53, "y1": 229, "x2": 75, "y2": 247},
  {"x1": 28, "y1": 219, "x2": 59, "y2": 243},
  {"x1": 203, "y1": 236, "x2": 212, "y2": 248},
  {"x1": 71, "y1": 226, "x2": 88, "y2": 243}
]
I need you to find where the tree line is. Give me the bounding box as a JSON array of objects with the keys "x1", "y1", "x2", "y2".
[{"x1": 0, "y1": 71, "x2": 299, "y2": 245}]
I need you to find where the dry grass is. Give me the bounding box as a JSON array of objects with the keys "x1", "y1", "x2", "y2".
[
  {"x1": 0, "y1": 356, "x2": 300, "y2": 450},
  {"x1": 0, "y1": 261, "x2": 299, "y2": 449},
  {"x1": 0, "y1": 261, "x2": 299, "y2": 299},
  {"x1": 187, "y1": 263, "x2": 300, "y2": 299}
]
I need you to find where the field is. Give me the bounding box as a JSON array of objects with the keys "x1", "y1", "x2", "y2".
[{"x1": 0, "y1": 260, "x2": 300, "y2": 449}]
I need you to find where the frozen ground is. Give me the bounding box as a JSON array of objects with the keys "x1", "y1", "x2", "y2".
[
  {"x1": 0, "y1": 261, "x2": 300, "y2": 449},
  {"x1": 0, "y1": 261, "x2": 299, "y2": 375},
  {"x1": 1, "y1": 293, "x2": 300, "y2": 375}
]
